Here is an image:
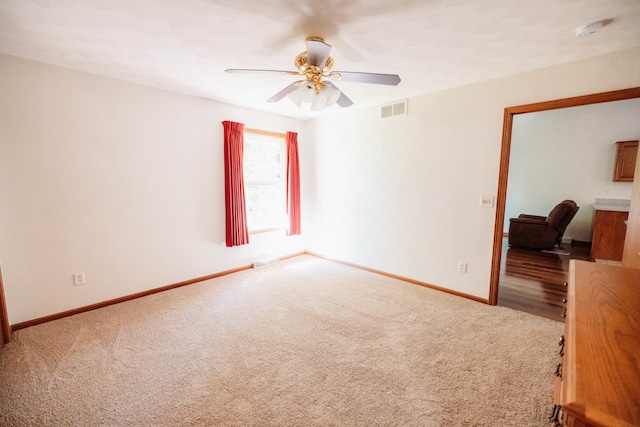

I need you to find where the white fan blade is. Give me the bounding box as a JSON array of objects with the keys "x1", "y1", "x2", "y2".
[
  {"x1": 325, "y1": 82, "x2": 353, "y2": 108},
  {"x1": 266, "y1": 81, "x2": 303, "y2": 103},
  {"x1": 306, "y1": 38, "x2": 332, "y2": 68},
  {"x1": 336, "y1": 92, "x2": 354, "y2": 108},
  {"x1": 225, "y1": 69, "x2": 300, "y2": 76},
  {"x1": 329, "y1": 71, "x2": 401, "y2": 86}
]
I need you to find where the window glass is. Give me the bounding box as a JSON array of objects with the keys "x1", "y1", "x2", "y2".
[{"x1": 243, "y1": 133, "x2": 285, "y2": 232}]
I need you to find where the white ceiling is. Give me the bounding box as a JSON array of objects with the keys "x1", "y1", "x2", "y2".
[{"x1": 1, "y1": 0, "x2": 639, "y2": 120}]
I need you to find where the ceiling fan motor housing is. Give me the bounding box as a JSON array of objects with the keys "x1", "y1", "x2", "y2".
[{"x1": 294, "y1": 52, "x2": 335, "y2": 93}]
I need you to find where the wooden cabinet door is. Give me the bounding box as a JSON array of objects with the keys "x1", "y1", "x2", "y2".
[
  {"x1": 590, "y1": 210, "x2": 628, "y2": 261},
  {"x1": 613, "y1": 140, "x2": 638, "y2": 182}
]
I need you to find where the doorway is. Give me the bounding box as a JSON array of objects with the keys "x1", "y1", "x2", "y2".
[{"x1": 488, "y1": 86, "x2": 640, "y2": 307}]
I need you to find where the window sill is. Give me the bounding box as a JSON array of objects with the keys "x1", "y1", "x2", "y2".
[{"x1": 249, "y1": 227, "x2": 281, "y2": 235}]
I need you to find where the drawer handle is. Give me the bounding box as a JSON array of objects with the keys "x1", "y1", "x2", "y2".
[
  {"x1": 558, "y1": 342, "x2": 564, "y2": 357},
  {"x1": 555, "y1": 363, "x2": 563, "y2": 377},
  {"x1": 561, "y1": 306, "x2": 567, "y2": 318}
]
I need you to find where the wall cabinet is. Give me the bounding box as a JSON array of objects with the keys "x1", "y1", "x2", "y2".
[
  {"x1": 550, "y1": 261, "x2": 640, "y2": 426},
  {"x1": 613, "y1": 140, "x2": 638, "y2": 182}
]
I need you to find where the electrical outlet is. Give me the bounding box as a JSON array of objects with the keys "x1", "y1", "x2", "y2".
[
  {"x1": 458, "y1": 262, "x2": 467, "y2": 273},
  {"x1": 73, "y1": 272, "x2": 85, "y2": 286}
]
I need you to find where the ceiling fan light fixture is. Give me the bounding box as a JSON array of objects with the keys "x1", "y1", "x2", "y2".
[
  {"x1": 311, "y1": 94, "x2": 327, "y2": 111},
  {"x1": 300, "y1": 82, "x2": 316, "y2": 103},
  {"x1": 322, "y1": 84, "x2": 341, "y2": 106},
  {"x1": 287, "y1": 88, "x2": 303, "y2": 107},
  {"x1": 287, "y1": 82, "x2": 340, "y2": 111},
  {"x1": 287, "y1": 83, "x2": 311, "y2": 107}
]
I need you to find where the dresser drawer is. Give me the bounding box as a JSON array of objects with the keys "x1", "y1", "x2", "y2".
[{"x1": 555, "y1": 261, "x2": 640, "y2": 427}]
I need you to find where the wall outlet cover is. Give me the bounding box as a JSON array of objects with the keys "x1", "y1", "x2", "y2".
[
  {"x1": 458, "y1": 262, "x2": 468, "y2": 273},
  {"x1": 480, "y1": 196, "x2": 495, "y2": 208},
  {"x1": 73, "y1": 273, "x2": 85, "y2": 286}
]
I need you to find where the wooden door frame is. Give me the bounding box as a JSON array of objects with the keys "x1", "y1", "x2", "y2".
[
  {"x1": 488, "y1": 86, "x2": 640, "y2": 305},
  {"x1": 0, "y1": 263, "x2": 11, "y2": 344}
]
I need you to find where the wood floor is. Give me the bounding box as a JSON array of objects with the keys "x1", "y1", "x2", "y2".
[{"x1": 497, "y1": 238, "x2": 592, "y2": 321}]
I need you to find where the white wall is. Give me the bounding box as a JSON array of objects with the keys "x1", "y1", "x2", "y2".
[
  {"x1": 305, "y1": 46, "x2": 640, "y2": 300},
  {"x1": 0, "y1": 54, "x2": 306, "y2": 324},
  {"x1": 506, "y1": 99, "x2": 640, "y2": 242},
  {"x1": 2, "y1": 46, "x2": 640, "y2": 323}
]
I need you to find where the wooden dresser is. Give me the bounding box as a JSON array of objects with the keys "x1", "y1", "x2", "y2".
[{"x1": 550, "y1": 260, "x2": 640, "y2": 426}]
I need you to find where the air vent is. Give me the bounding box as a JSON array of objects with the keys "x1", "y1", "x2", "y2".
[
  {"x1": 252, "y1": 256, "x2": 280, "y2": 269},
  {"x1": 381, "y1": 100, "x2": 407, "y2": 118}
]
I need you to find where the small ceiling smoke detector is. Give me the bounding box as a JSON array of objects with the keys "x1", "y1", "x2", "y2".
[{"x1": 575, "y1": 20, "x2": 608, "y2": 38}]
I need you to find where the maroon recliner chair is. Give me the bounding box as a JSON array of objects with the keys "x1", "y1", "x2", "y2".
[{"x1": 508, "y1": 200, "x2": 579, "y2": 250}]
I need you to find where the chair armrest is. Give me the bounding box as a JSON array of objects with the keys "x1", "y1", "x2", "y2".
[
  {"x1": 517, "y1": 214, "x2": 547, "y2": 221},
  {"x1": 509, "y1": 219, "x2": 553, "y2": 229},
  {"x1": 510, "y1": 216, "x2": 546, "y2": 224}
]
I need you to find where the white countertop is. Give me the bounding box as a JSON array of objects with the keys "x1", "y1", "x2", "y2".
[{"x1": 593, "y1": 198, "x2": 631, "y2": 212}]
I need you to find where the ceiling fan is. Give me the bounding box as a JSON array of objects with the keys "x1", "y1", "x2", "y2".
[{"x1": 225, "y1": 36, "x2": 401, "y2": 111}]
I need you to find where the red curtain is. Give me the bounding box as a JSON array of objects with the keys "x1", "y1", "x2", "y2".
[
  {"x1": 286, "y1": 131, "x2": 301, "y2": 236},
  {"x1": 222, "y1": 121, "x2": 249, "y2": 246}
]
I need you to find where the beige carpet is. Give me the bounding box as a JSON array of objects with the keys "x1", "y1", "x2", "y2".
[{"x1": 0, "y1": 255, "x2": 562, "y2": 426}]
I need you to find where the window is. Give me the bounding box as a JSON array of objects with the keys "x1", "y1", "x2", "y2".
[{"x1": 243, "y1": 130, "x2": 286, "y2": 233}]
